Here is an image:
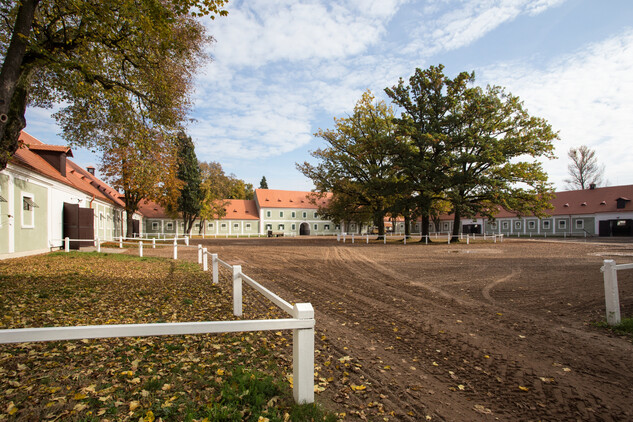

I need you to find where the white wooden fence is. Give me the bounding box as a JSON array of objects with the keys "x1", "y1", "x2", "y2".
[
  {"x1": 601, "y1": 259, "x2": 633, "y2": 326},
  {"x1": 9, "y1": 237, "x2": 316, "y2": 404},
  {"x1": 336, "y1": 232, "x2": 503, "y2": 244}
]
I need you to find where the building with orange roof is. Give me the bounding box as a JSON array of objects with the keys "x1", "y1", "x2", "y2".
[{"x1": 1, "y1": 132, "x2": 131, "y2": 258}]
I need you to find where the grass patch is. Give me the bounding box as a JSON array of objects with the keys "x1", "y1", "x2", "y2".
[
  {"x1": 0, "y1": 253, "x2": 337, "y2": 421},
  {"x1": 595, "y1": 317, "x2": 633, "y2": 336}
]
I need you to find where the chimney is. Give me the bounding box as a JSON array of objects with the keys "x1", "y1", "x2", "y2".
[
  {"x1": 87, "y1": 166, "x2": 95, "y2": 176},
  {"x1": 589, "y1": 183, "x2": 596, "y2": 190}
]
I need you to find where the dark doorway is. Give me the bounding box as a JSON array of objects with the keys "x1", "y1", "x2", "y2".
[
  {"x1": 462, "y1": 224, "x2": 481, "y2": 234},
  {"x1": 132, "y1": 220, "x2": 140, "y2": 237},
  {"x1": 599, "y1": 219, "x2": 633, "y2": 237},
  {"x1": 63, "y1": 203, "x2": 94, "y2": 249},
  {"x1": 299, "y1": 222, "x2": 310, "y2": 236}
]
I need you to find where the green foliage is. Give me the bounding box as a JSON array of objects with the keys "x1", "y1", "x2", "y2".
[
  {"x1": 595, "y1": 318, "x2": 633, "y2": 336},
  {"x1": 175, "y1": 132, "x2": 203, "y2": 234},
  {"x1": 259, "y1": 176, "x2": 269, "y2": 189},
  {"x1": 0, "y1": 0, "x2": 228, "y2": 169},
  {"x1": 298, "y1": 90, "x2": 401, "y2": 236}
]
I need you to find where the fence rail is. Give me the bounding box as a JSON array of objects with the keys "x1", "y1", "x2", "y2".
[
  {"x1": 6, "y1": 237, "x2": 316, "y2": 404},
  {"x1": 336, "y1": 232, "x2": 504, "y2": 245}
]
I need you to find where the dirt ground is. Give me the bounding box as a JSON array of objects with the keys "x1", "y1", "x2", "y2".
[{"x1": 132, "y1": 237, "x2": 633, "y2": 421}]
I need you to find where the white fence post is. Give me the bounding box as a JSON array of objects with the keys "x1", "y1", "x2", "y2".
[
  {"x1": 343, "y1": 234, "x2": 346, "y2": 243},
  {"x1": 198, "y1": 244, "x2": 202, "y2": 264},
  {"x1": 352, "y1": 233, "x2": 354, "y2": 244},
  {"x1": 139, "y1": 241, "x2": 143, "y2": 257},
  {"x1": 293, "y1": 303, "x2": 315, "y2": 404},
  {"x1": 336, "y1": 233, "x2": 340, "y2": 242},
  {"x1": 466, "y1": 235, "x2": 469, "y2": 245},
  {"x1": 185, "y1": 235, "x2": 189, "y2": 246},
  {"x1": 601, "y1": 260, "x2": 621, "y2": 325},
  {"x1": 173, "y1": 239, "x2": 178, "y2": 260},
  {"x1": 119, "y1": 236, "x2": 123, "y2": 249},
  {"x1": 96, "y1": 238, "x2": 101, "y2": 253},
  {"x1": 404, "y1": 235, "x2": 406, "y2": 245},
  {"x1": 211, "y1": 253, "x2": 218, "y2": 284},
  {"x1": 65, "y1": 237, "x2": 70, "y2": 253},
  {"x1": 203, "y1": 248, "x2": 208, "y2": 271},
  {"x1": 383, "y1": 234, "x2": 386, "y2": 244},
  {"x1": 425, "y1": 235, "x2": 428, "y2": 245},
  {"x1": 152, "y1": 238, "x2": 156, "y2": 249},
  {"x1": 233, "y1": 265, "x2": 242, "y2": 317}
]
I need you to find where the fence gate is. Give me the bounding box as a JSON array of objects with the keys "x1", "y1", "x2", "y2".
[{"x1": 63, "y1": 203, "x2": 94, "y2": 249}]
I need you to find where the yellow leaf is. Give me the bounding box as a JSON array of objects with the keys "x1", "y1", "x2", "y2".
[
  {"x1": 432, "y1": 362, "x2": 439, "y2": 366},
  {"x1": 539, "y1": 377, "x2": 555, "y2": 383},
  {"x1": 518, "y1": 386, "x2": 529, "y2": 391},
  {"x1": 73, "y1": 403, "x2": 88, "y2": 412},
  {"x1": 258, "y1": 417, "x2": 270, "y2": 422},
  {"x1": 128, "y1": 377, "x2": 141, "y2": 384},
  {"x1": 350, "y1": 384, "x2": 366, "y2": 391},
  {"x1": 143, "y1": 410, "x2": 155, "y2": 422},
  {"x1": 483, "y1": 355, "x2": 490, "y2": 359},
  {"x1": 7, "y1": 402, "x2": 17, "y2": 415},
  {"x1": 129, "y1": 400, "x2": 140, "y2": 411},
  {"x1": 74, "y1": 393, "x2": 88, "y2": 400},
  {"x1": 496, "y1": 312, "x2": 503, "y2": 316},
  {"x1": 562, "y1": 367, "x2": 571, "y2": 372},
  {"x1": 383, "y1": 365, "x2": 391, "y2": 370},
  {"x1": 458, "y1": 384, "x2": 465, "y2": 390},
  {"x1": 216, "y1": 369, "x2": 225, "y2": 376}
]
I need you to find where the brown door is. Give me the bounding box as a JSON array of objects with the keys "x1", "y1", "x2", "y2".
[
  {"x1": 63, "y1": 202, "x2": 94, "y2": 249},
  {"x1": 78, "y1": 207, "x2": 94, "y2": 247}
]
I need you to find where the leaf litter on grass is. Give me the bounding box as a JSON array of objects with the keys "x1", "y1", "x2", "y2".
[{"x1": 0, "y1": 252, "x2": 336, "y2": 421}]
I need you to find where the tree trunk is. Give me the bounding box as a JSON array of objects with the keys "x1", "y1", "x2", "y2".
[
  {"x1": 0, "y1": 0, "x2": 40, "y2": 169},
  {"x1": 126, "y1": 213, "x2": 135, "y2": 238},
  {"x1": 374, "y1": 214, "x2": 385, "y2": 240},
  {"x1": 451, "y1": 209, "x2": 461, "y2": 243},
  {"x1": 404, "y1": 215, "x2": 411, "y2": 238},
  {"x1": 420, "y1": 214, "x2": 430, "y2": 242}
]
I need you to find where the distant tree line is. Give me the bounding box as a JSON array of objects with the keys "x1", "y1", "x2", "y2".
[{"x1": 298, "y1": 65, "x2": 559, "y2": 241}]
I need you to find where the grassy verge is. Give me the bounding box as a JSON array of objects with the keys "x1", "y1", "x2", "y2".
[
  {"x1": 595, "y1": 317, "x2": 633, "y2": 336},
  {"x1": 0, "y1": 252, "x2": 336, "y2": 421}
]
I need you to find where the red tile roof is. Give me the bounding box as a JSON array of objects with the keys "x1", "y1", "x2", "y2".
[
  {"x1": 137, "y1": 200, "x2": 170, "y2": 219},
  {"x1": 222, "y1": 199, "x2": 259, "y2": 220},
  {"x1": 11, "y1": 131, "x2": 123, "y2": 208},
  {"x1": 255, "y1": 189, "x2": 331, "y2": 209}
]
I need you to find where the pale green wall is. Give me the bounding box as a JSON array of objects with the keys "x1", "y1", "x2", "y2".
[
  {"x1": 0, "y1": 174, "x2": 9, "y2": 254},
  {"x1": 13, "y1": 177, "x2": 48, "y2": 253}
]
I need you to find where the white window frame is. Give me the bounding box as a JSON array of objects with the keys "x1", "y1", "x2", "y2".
[
  {"x1": 208, "y1": 222, "x2": 214, "y2": 229},
  {"x1": 166, "y1": 222, "x2": 173, "y2": 230},
  {"x1": 266, "y1": 211, "x2": 271, "y2": 218},
  {"x1": 291, "y1": 211, "x2": 296, "y2": 218},
  {"x1": 324, "y1": 224, "x2": 330, "y2": 230},
  {"x1": 313, "y1": 223, "x2": 318, "y2": 230},
  {"x1": 99, "y1": 212, "x2": 105, "y2": 229},
  {"x1": 313, "y1": 212, "x2": 318, "y2": 218},
  {"x1": 21, "y1": 193, "x2": 35, "y2": 229},
  {"x1": 278, "y1": 224, "x2": 285, "y2": 230},
  {"x1": 514, "y1": 221, "x2": 521, "y2": 229},
  {"x1": 350, "y1": 224, "x2": 356, "y2": 230},
  {"x1": 443, "y1": 222, "x2": 449, "y2": 231},
  {"x1": 528, "y1": 221, "x2": 535, "y2": 230},
  {"x1": 558, "y1": 219, "x2": 567, "y2": 229},
  {"x1": 152, "y1": 221, "x2": 159, "y2": 230},
  {"x1": 279, "y1": 211, "x2": 284, "y2": 218},
  {"x1": 575, "y1": 219, "x2": 584, "y2": 229},
  {"x1": 220, "y1": 223, "x2": 227, "y2": 229},
  {"x1": 233, "y1": 223, "x2": 239, "y2": 229},
  {"x1": 490, "y1": 222, "x2": 497, "y2": 229},
  {"x1": 542, "y1": 220, "x2": 551, "y2": 229},
  {"x1": 245, "y1": 223, "x2": 251, "y2": 229},
  {"x1": 291, "y1": 223, "x2": 296, "y2": 230},
  {"x1": 502, "y1": 221, "x2": 509, "y2": 229},
  {"x1": 266, "y1": 224, "x2": 272, "y2": 230},
  {"x1": 302, "y1": 211, "x2": 307, "y2": 218}
]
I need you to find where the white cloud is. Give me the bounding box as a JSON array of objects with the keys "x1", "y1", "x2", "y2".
[{"x1": 478, "y1": 28, "x2": 633, "y2": 188}]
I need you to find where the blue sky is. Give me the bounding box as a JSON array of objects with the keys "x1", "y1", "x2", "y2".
[{"x1": 25, "y1": 0, "x2": 633, "y2": 191}]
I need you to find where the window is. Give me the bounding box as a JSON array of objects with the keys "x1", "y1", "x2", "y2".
[
  {"x1": 22, "y1": 194, "x2": 37, "y2": 228},
  {"x1": 443, "y1": 222, "x2": 449, "y2": 231},
  {"x1": 558, "y1": 220, "x2": 567, "y2": 229},
  {"x1": 313, "y1": 212, "x2": 318, "y2": 218},
  {"x1": 575, "y1": 219, "x2": 584, "y2": 229},
  {"x1": 502, "y1": 221, "x2": 509, "y2": 229},
  {"x1": 99, "y1": 212, "x2": 104, "y2": 229},
  {"x1": 324, "y1": 224, "x2": 330, "y2": 230},
  {"x1": 246, "y1": 223, "x2": 251, "y2": 229},
  {"x1": 335, "y1": 225, "x2": 340, "y2": 230},
  {"x1": 208, "y1": 223, "x2": 214, "y2": 229},
  {"x1": 314, "y1": 224, "x2": 318, "y2": 230},
  {"x1": 166, "y1": 222, "x2": 173, "y2": 230},
  {"x1": 302, "y1": 211, "x2": 307, "y2": 218},
  {"x1": 291, "y1": 211, "x2": 296, "y2": 218},
  {"x1": 152, "y1": 222, "x2": 159, "y2": 230},
  {"x1": 514, "y1": 221, "x2": 521, "y2": 229},
  {"x1": 266, "y1": 224, "x2": 272, "y2": 230},
  {"x1": 350, "y1": 224, "x2": 356, "y2": 230},
  {"x1": 195, "y1": 223, "x2": 200, "y2": 229},
  {"x1": 528, "y1": 221, "x2": 535, "y2": 229},
  {"x1": 278, "y1": 224, "x2": 284, "y2": 230},
  {"x1": 266, "y1": 211, "x2": 271, "y2": 217},
  {"x1": 542, "y1": 220, "x2": 550, "y2": 229},
  {"x1": 221, "y1": 223, "x2": 227, "y2": 229},
  {"x1": 279, "y1": 211, "x2": 284, "y2": 218},
  {"x1": 291, "y1": 224, "x2": 296, "y2": 230},
  {"x1": 233, "y1": 223, "x2": 239, "y2": 228},
  {"x1": 490, "y1": 222, "x2": 497, "y2": 229}
]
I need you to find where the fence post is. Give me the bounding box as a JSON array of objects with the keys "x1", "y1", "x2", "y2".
[
  {"x1": 447, "y1": 235, "x2": 451, "y2": 245},
  {"x1": 233, "y1": 265, "x2": 242, "y2": 317},
  {"x1": 119, "y1": 236, "x2": 123, "y2": 249},
  {"x1": 343, "y1": 234, "x2": 346, "y2": 243},
  {"x1": 139, "y1": 241, "x2": 143, "y2": 257},
  {"x1": 152, "y1": 238, "x2": 156, "y2": 249},
  {"x1": 601, "y1": 260, "x2": 621, "y2": 325},
  {"x1": 404, "y1": 235, "x2": 406, "y2": 245},
  {"x1": 65, "y1": 237, "x2": 70, "y2": 253},
  {"x1": 466, "y1": 235, "x2": 470, "y2": 245},
  {"x1": 352, "y1": 233, "x2": 354, "y2": 244},
  {"x1": 173, "y1": 239, "x2": 178, "y2": 260},
  {"x1": 185, "y1": 235, "x2": 189, "y2": 246},
  {"x1": 96, "y1": 238, "x2": 101, "y2": 253},
  {"x1": 383, "y1": 234, "x2": 386, "y2": 244},
  {"x1": 198, "y1": 244, "x2": 202, "y2": 264},
  {"x1": 366, "y1": 233, "x2": 369, "y2": 244},
  {"x1": 293, "y1": 303, "x2": 315, "y2": 404},
  {"x1": 203, "y1": 248, "x2": 208, "y2": 271},
  {"x1": 425, "y1": 235, "x2": 428, "y2": 245},
  {"x1": 212, "y1": 254, "x2": 218, "y2": 284}
]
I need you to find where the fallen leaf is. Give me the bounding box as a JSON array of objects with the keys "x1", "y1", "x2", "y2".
[{"x1": 518, "y1": 386, "x2": 529, "y2": 391}]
